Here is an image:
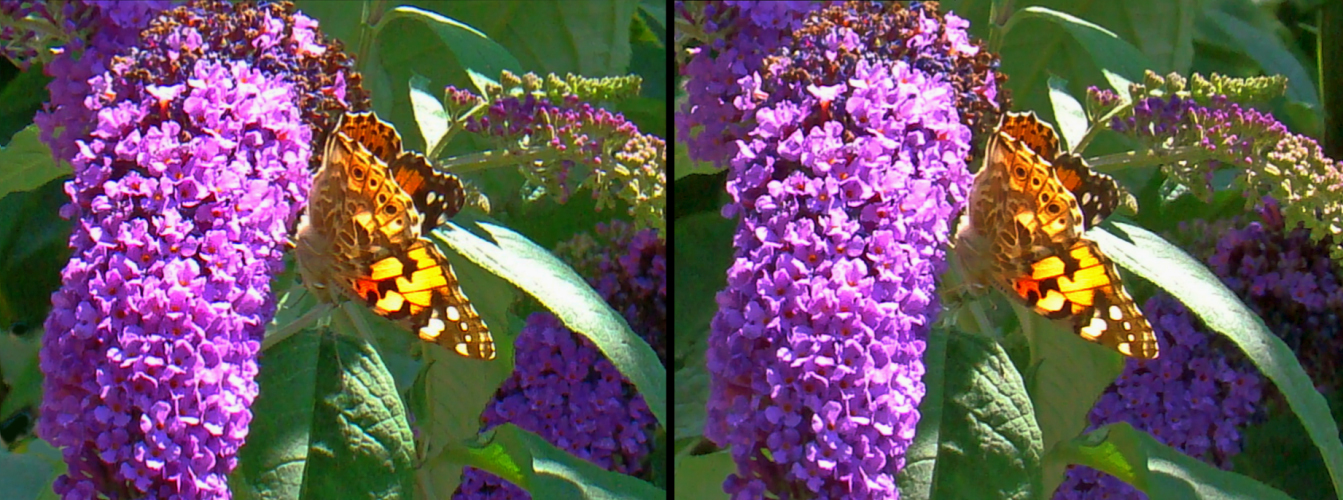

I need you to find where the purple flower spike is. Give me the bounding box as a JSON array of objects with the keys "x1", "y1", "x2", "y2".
[
  {"x1": 695, "y1": 2, "x2": 1001, "y2": 498},
  {"x1": 33, "y1": 0, "x2": 360, "y2": 494},
  {"x1": 42, "y1": 55, "x2": 310, "y2": 499}
]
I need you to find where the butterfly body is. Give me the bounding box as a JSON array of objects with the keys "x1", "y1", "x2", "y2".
[
  {"x1": 955, "y1": 111, "x2": 1157, "y2": 359},
  {"x1": 294, "y1": 111, "x2": 495, "y2": 360}
]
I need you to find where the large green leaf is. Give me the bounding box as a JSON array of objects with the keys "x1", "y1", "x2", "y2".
[
  {"x1": 943, "y1": 0, "x2": 1193, "y2": 139},
  {"x1": 897, "y1": 324, "x2": 948, "y2": 500},
  {"x1": 1025, "y1": 297, "x2": 1126, "y2": 494},
  {"x1": 673, "y1": 450, "x2": 731, "y2": 500},
  {"x1": 446, "y1": 423, "x2": 663, "y2": 499},
  {"x1": 1091, "y1": 221, "x2": 1343, "y2": 499},
  {"x1": 385, "y1": 1, "x2": 634, "y2": 77},
  {"x1": 1197, "y1": 8, "x2": 1319, "y2": 109},
  {"x1": 924, "y1": 330, "x2": 1043, "y2": 499},
  {"x1": 0, "y1": 438, "x2": 62, "y2": 500},
  {"x1": 1234, "y1": 395, "x2": 1343, "y2": 500},
  {"x1": 432, "y1": 220, "x2": 667, "y2": 427},
  {"x1": 236, "y1": 328, "x2": 322, "y2": 499},
  {"x1": 671, "y1": 211, "x2": 733, "y2": 368},
  {"x1": 0, "y1": 178, "x2": 72, "y2": 329},
  {"x1": 1006, "y1": 6, "x2": 1153, "y2": 95},
  {"x1": 239, "y1": 323, "x2": 417, "y2": 500},
  {"x1": 302, "y1": 321, "x2": 418, "y2": 499},
  {"x1": 0, "y1": 126, "x2": 66, "y2": 205},
  {"x1": 1057, "y1": 423, "x2": 1294, "y2": 499}
]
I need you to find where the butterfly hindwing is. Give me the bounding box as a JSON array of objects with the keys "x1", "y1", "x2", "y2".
[
  {"x1": 390, "y1": 154, "x2": 466, "y2": 234},
  {"x1": 1011, "y1": 239, "x2": 1158, "y2": 359},
  {"x1": 349, "y1": 239, "x2": 495, "y2": 359},
  {"x1": 1053, "y1": 153, "x2": 1138, "y2": 229}
]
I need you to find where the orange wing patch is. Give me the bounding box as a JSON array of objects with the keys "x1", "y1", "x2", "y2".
[
  {"x1": 955, "y1": 111, "x2": 1157, "y2": 359},
  {"x1": 294, "y1": 111, "x2": 495, "y2": 360}
]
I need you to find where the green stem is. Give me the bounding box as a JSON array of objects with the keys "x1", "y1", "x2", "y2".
[
  {"x1": 1086, "y1": 146, "x2": 1224, "y2": 171},
  {"x1": 1071, "y1": 100, "x2": 1133, "y2": 154},
  {"x1": 437, "y1": 146, "x2": 551, "y2": 175},
  {"x1": 263, "y1": 300, "x2": 333, "y2": 351}
]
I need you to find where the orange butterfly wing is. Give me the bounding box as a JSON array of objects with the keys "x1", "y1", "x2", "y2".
[
  {"x1": 959, "y1": 111, "x2": 1157, "y2": 359},
  {"x1": 296, "y1": 111, "x2": 495, "y2": 360}
]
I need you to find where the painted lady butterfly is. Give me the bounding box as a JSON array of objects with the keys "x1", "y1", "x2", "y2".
[
  {"x1": 955, "y1": 111, "x2": 1158, "y2": 359},
  {"x1": 294, "y1": 111, "x2": 496, "y2": 360}
]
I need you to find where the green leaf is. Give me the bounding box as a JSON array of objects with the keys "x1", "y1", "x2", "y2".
[
  {"x1": 1058, "y1": 422, "x2": 1294, "y2": 498},
  {"x1": 242, "y1": 323, "x2": 420, "y2": 499},
  {"x1": 673, "y1": 141, "x2": 722, "y2": 179},
  {"x1": 640, "y1": 0, "x2": 665, "y2": 30},
  {"x1": 388, "y1": 1, "x2": 634, "y2": 77},
  {"x1": 1198, "y1": 9, "x2": 1320, "y2": 109},
  {"x1": 1008, "y1": 7, "x2": 1153, "y2": 95},
  {"x1": 672, "y1": 362, "x2": 707, "y2": 442},
  {"x1": 1120, "y1": 0, "x2": 1196, "y2": 73},
  {"x1": 301, "y1": 324, "x2": 417, "y2": 499},
  {"x1": 671, "y1": 212, "x2": 733, "y2": 367},
  {"x1": 0, "y1": 126, "x2": 67, "y2": 203},
  {"x1": 1090, "y1": 221, "x2": 1343, "y2": 500},
  {"x1": 1046, "y1": 74, "x2": 1087, "y2": 152},
  {"x1": 1027, "y1": 295, "x2": 1126, "y2": 494},
  {"x1": 927, "y1": 331, "x2": 1043, "y2": 499},
  {"x1": 896, "y1": 323, "x2": 950, "y2": 499},
  {"x1": 409, "y1": 309, "x2": 514, "y2": 497},
  {"x1": 359, "y1": 5, "x2": 523, "y2": 149},
  {"x1": 0, "y1": 69, "x2": 51, "y2": 142},
  {"x1": 0, "y1": 178, "x2": 72, "y2": 331},
  {"x1": 1234, "y1": 397, "x2": 1343, "y2": 500},
  {"x1": 377, "y1": 6, "x2": 522, "y2": 84},
  {"x1": 447, "y1": 424, "x2": 663, "y2": 499},
  {"x1": 431, "y1": 220, "x2": 667, "y2": 427},
  {"x1": 673, "y1": 450, "x2": 732, "y2": 500},
  {"x1": 524, "y1": 424, "x2": 664, "y2": 499},
  {"x1": 434, "y1": 424, "x2": 533, "y2": 492},
  {"x1": 0, "y1": 330, "x2": 41, "y2": 431},
  {"x1": 409, "y1": 72, "x2": 451, "y2": 155},
  {"x1": 0, "y1": 438, "x2": 62, "y2": 500},
  {"x1": 236, "y1": 328, "x2": 322, "y2": 499}
]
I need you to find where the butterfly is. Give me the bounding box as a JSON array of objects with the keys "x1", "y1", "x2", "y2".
[
  {"x1": 954, "y1": 111, "x2": 1158, "y2": 359},
  {"x1": 293, "y1": 111, "x2": 496, "y2": 360}
]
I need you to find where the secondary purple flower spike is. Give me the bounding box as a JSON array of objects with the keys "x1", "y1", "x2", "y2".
[
  {"x1": 1090, "y1": 72, "x2": 1343, "y2": 260},
  {"x1": 674, "y1": 0, "x2": 820, "y2": 167},
  {"x1": 453, "y1": 223, "x2": 665, "y2": 499},
  {"x1": 1052, "y1": 295, "x2": 1265, "y2": 499},
  {"x1": 8, "y1": 1, "x2": 175, "y2": 165},
  {"x1": 699, "y1": 2, "x2": 1002, "y2": 498},
  {"x1": 1201, "y1": 198, "x2": 1343, "y2": 394}
]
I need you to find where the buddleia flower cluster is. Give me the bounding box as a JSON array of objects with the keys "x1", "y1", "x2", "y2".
[
  {"x1": 0, "y1": 1, "x2": 173, "y2": 165},
  {"x1": 37, "y1": 1, "x2": 361, "y2": 497},
  {"x1": 1053, "y1": 196, "x2": 1343, "y2": 497},
  {"x1": 1197, "y1": 199, "x2": 1343, "y2": 395},
  {"x1": 674, "y1": 0, "x2": 819, "y2": 167},
  {"x1": 688, "y1": 2, "x2": 1004, "y2": 497},
  {"x1": 462, "y1": 83, "x2": 666, "y2": 234},
  {"x1": 1053, "y1": 295, "x2": 1265, "y2": 499},
  {"x1": 454, "y1": 222, "x2": 664, "y2": 499},
  {"x1": 1088, "y1": 71, "x2": 1343, "y2": 259}
]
